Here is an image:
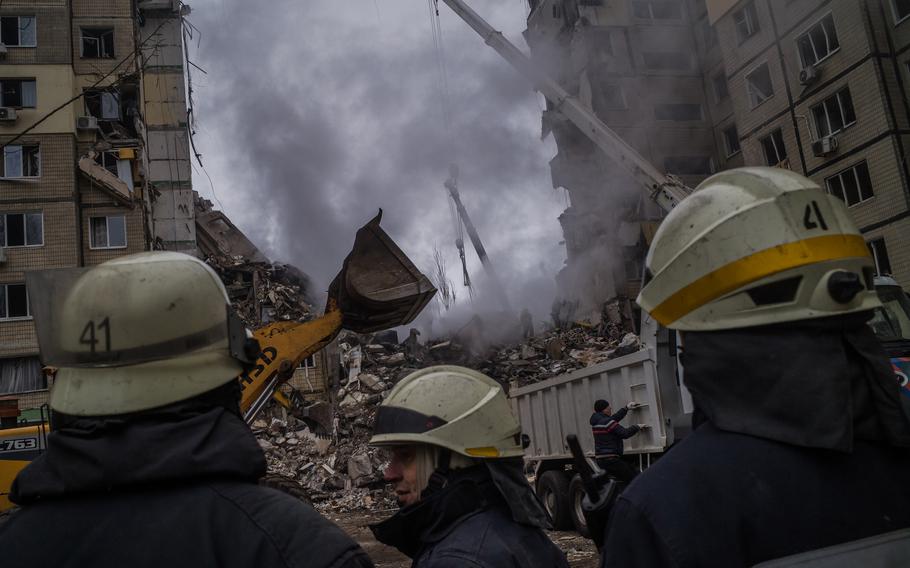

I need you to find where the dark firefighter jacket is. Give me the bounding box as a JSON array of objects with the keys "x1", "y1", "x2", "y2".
[
  {"x1": 371, "y1": 464, "x2": 569, "y2": 568},
  {"x1": 601, "y1": 314, "x2": 910, "y2": 568},
  {"x1": 0, "y1": 390, "x2": 373, "y2": 568},
  {"x1": 590, "y1": 407, "x2": 639, "y2": 456}
]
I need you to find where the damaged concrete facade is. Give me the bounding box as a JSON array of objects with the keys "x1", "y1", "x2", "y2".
[
  {"x1": 0, "y1": 0, "x2": 194, "y2": 403},
  {"x1": 528, "y1": 0, "x2": 910, "y2": 313},
  {"x1": 526, "y1": 0, "x2": 718, "y2": 316}
]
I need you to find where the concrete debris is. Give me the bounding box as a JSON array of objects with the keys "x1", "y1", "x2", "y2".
[
  {"x1": 195, "y1": 196, "x2": 315, "y2": 329},
  {"x1": 253, "y1": 307, "x2": 640, "y2": 513}
]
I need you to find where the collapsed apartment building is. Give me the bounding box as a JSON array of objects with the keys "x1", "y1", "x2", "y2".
[
  {"x1": 0, "y1": 1, "x2": 246, "y2": 409},
  {"x1": 526, "y1": 0, "x2": 910, "y2": 318}
]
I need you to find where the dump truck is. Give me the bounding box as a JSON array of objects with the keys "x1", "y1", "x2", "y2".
[
  {"x1": 440, "y1": 0, "x2": 910, "y2": 535},
  {"x1": 0, "y1": 211, "x2": 436, "y2": 511}
]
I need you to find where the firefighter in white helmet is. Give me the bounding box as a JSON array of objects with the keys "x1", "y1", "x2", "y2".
[
  {"x1": 368, "y1": 365, "x2": 569, "y2": 567},
  {"x1": 599, "y1": 168, "x2": 910, "y2": 568},
  {"x1": 0, "y1": 252, "x2": 372, "y2": 568}
]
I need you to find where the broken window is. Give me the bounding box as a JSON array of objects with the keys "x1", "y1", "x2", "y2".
[
  {"x1": 642, "y1": 52, "x2": 690, "y2": 71},
  {"x1": 734, "y1": 2, "x2": 760, "y2": 44},
  {"x1": 712, "y1": 72, "x2": 729, "y2": 102},
  {"x1": 664, "y1": 156, "x2": 714, "y2": 176},
  {"x1": 746, "y1": 63, "x2": 773, "y2": 108},
  {"x1": 0, "y1": 283, "x2": 30, "y2": 320},
  {"x1": 632, "y1": 1, "x2": 682, "y2": 19},
  {"x1": 826, "y1": 161, "x2": 873, "y2": 207},
  {"x1": 655, "y1": 103, "x2": 702, "y2": 121},
  {"x1": 0, "y1": 79, "x2": 36, "y2": 108},
  {"x1": 84, "y1": 90, "x2": 121, "y2": 121},
  {"x1": 90, "y1": 215, "x2": 127, "y2": 249},
  {"x1": 868, "y1": 238, "x2": 892, "y2": 276},
  {"x1": 0, "y1": 212, "x2": 43, "y2": 247},
  {"x1": 81, "y1": 28, "x2": 114, "y2": 59},
  {"x1": 798, "y1": 14, "x2": 839, "y2": 68},
  {"x1": 1, "y1": 145, "x2": 40, "y2": 178},
  {"x1": 0, "y1": 16, "x2": 36, "y2": 47},
  {"x1": 722, "y1": 124, "x2": 741, "y2": 157},
  {"x1": 812, "y1": 88, "x2": 855, "y2": 138},
  {"x1": 761, "y1": 128, "x2": 787, "y2": 166},
  {"x1": 893, "y1": 0, "x2": 910, "y2": 22}
]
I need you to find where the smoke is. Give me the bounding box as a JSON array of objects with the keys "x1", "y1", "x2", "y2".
[{"x1": 188, "y1": 0, "x2": 565, "y2": 329}]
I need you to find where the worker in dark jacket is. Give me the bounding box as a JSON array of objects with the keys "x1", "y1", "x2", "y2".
[
  {"x1": 590, "y1": 399, "x2": 642, "y2": 483},
  {"x1": 601, "y1": 168, "x2": 910, "y2": 567},
  {"x1": 369, "y1": 366, "x2": 569, "y2": 568},
  {"x1": 0, "y1": 253, "x2": 372, "y2": 568}
]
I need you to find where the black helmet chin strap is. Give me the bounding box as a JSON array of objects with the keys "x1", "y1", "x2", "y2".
[{"x1": 421, "y1": 448, "x2": 452, "y2": 498}]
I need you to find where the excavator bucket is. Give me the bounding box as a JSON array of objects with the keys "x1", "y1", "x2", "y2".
[{"x1": 329, "y1": 210, "x2": 437, "y2": 333}]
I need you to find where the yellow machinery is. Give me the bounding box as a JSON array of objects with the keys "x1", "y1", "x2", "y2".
[{"x1": 0, "y1": 211, "x2": 436, "y2": 511}]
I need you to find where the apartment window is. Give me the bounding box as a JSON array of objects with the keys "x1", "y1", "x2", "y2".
[
  {"x1": 664, "y1": 156, "x2": 714, "y2": 175},
  {"x1": 0, "y1": 16, "x2": 36, "y2": 47},
  {"x1": 81, "y1": 28, "x2": 114, "y2": 59},
  {"x1": 722, "y1": 124, "x2": 741, "y2": 157},
  {"x1": 632, "y1": 1, "x2": 682, "y2": 19},
  {"x1": 84, "y1": 90, "x2": 121, "y2": 121},
  {"x1": 642, "y1": 52, "x2": 690, "y2": 71},
  {"x1": 702, "y1": 20, "x2": 718, "y2": 49},
  {"x1": 797, "y1": 14, "x2": 839, "y2": 68},
  {"x1": 746, "y1": 63, "x2": 773, "y2": 108},
  {"x1": 1, "y1": 145, "x2": 40, "y2": 178},
  {"x1": 734, "y1": 2, "x2": 760, "y2": 43},
  {"x1": 892, "y1": 0, "x2": 910, "y2": 23},
  {"x1": 826, "y1": 161, "x2": 873, "y2": 207},
  {"x1": 655, "y1": 103, "x2": 703, "y2": 121},
  {"x1": 760, "y1": 129, "x2": 787, "y2": 166},
  {"x1": 552, "y1": 3, "x2": 563, "y2": 19},
  {"x1": 90, "y1": 215, "x2": 127, "y2": 249},
  {"x1": 0, "y1": 79, "x2": 36, "y2": 108},
  {"x1": 0, "y1": 284, "x2": 30, "y2": 320},
  {"x1": 812, "y1": 88, "x2": 856, "y2": 138},
  {"x1": 578, "y1": 0, "x2": 604, "y2": 5},
  {"x1": 712, "y1": 72, "x2": 729, "y2": 102},
  {"x1": 0, "y1": 212, "x2": 43, "y2": 247},
  {"x1": 868, "y1": 238, "x2": 892, "y2": 276}
]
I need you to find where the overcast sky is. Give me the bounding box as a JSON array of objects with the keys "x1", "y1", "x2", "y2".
[{"x1": 186, "y1": 0, "x2": 566, "y2": 329}]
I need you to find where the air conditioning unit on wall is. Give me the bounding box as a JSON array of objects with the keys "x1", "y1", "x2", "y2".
[
  {"x1": 76, "y1": 116, "x2": 99, "y2": 130},
  {"x1": 812, "y1": 135, "x2": 839, "y2": 157},
  {"x1": 0, "y1": 107, "x2": 18, "y2": 122},
  {"x1": 799, "y1": 64, "x2": 820, "y2": 86}
]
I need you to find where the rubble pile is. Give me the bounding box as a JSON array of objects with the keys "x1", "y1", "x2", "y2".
[
  {"x1": 478, "y1": 324, "x2": 641, "y2": 388},
  {"x1": 251, "y1": 305, "x2": 641, "y2": 512},
  {"x1": 253, "y1": 414, "x2": 399, "y2": 513},
  {"x1": 194, "y1": 196, "x2": 315, "y2": 327}
]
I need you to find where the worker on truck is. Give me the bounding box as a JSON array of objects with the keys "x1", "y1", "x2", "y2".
[
  {"x1": 590, "y1": 399, "x2": 642, "y2": 483},
  {"x1": 0, "y1": 252, "x2": 373, "y2": 568},
  {"x1": 368, "y1": 365, "x2": 569, "y2": 568},
  {"x1": 599, "y1": 168, "x2": 910, "y2": 567}
]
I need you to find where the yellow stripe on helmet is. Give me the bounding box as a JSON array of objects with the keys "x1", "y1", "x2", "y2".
[{"x1": 650, "y1": 234, "x2": 871, "y2": 326}]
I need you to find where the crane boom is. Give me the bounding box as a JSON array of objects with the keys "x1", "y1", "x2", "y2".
[
  {"x1": 444, "y1": 165, "x2": 512, "y2": 309},
  {"x1": 439, "y1": 0, "x2": 691, "y2": 212}
]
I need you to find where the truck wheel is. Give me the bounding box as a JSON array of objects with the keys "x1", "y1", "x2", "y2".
[
  {"x1": 537, "y1": 470, "x2": 571, "y2": 530},
  {"x1": 569, "y1": 474, "x2": 592, "y2": 538}
]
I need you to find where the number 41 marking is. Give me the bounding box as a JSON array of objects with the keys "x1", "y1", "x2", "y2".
[
  {"x1": 80, "y1": 317, "x2": 111, "y2": 353},
  {"x1": 803, "y1": 201, "x2": 829, "y2": 231}
]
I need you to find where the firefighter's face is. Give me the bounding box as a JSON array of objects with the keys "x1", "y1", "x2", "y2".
[{"x1": 383, "y1": 445, "x2": 420, "y2": 507}]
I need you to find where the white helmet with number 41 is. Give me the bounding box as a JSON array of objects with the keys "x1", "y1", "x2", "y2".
[
  {"x1": 27, "y1": 252, "x2": 253, "y2": 416},
  {"x1": 637, "y1": 167, "x2": 881, "y2": 331}
]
